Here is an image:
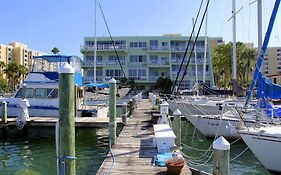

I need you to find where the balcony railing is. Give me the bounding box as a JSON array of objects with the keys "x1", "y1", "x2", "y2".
[
  {"x1": 149, "y1": 46, "x2": 169, "y2": 51},
  {"x1": 83, "y1": 61, "x2": 103, "y2": 66},
  {"x1": 149, "y1": 76, "x2": 159, "y2": 81},
  {"x1": 81, "y1": 44, "x2": 126, "y2": 51},
  {"x1": 149, "y1": 60, "x2": 169, "y2": 65},
  {"x1": 128, "y1": 76, "x2": 147, "y2": 81}
]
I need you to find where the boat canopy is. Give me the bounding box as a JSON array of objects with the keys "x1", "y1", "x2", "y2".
[
  {"x1": 30, "y1": 55, "x2": 83, "y2": 86},
  {"x1": 85, "y1": 83, "x2": 109, "y2": 88},
  {"x1": 257, "y1": 73, "x2": 281, "y2": 99},
  {"x1": 32, "y1": 55, "x2": 82, "y2": 73}
]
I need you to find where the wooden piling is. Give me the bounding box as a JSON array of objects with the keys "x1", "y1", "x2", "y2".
[
  {"x1": 58, "y1": 63, "x2": 76, "y2": 175},
  {"x1": 173, "y1": 108, "x2": 182, "y2": 148},
  {"x1": 109, "y1": 78, "x2": 117, "y2": 146},
  {"x1": 2, "y1": 101, "x2": 7, "y2": 124},
  {"x1": 213, "y1": 136, "x2": 230, "y2": 175},
  {"x1": 122, "y1": 102, "x2": 127, "y2": 124}
]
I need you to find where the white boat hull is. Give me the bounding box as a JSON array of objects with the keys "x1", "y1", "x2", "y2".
[{"x1": 240, "y1": 127, "x2": 281, "y2": 173}]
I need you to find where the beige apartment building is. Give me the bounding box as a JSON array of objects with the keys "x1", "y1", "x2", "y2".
[
  {"x1": 0, "y1": 42, "x2": 45, "y2": 79},
  {"x1": 263, "y1": 47, "x2": 281, "y2": 84}
]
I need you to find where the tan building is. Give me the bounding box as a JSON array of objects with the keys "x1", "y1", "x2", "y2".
[
  {"x1": 263, "y1": 47, "x2": 281, "y2": 84},
  {"x1": 0, "y1": 42, "x2": 45, "y2": 81}
]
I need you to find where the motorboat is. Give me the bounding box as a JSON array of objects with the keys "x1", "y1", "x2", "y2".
[{"x1": 0, "y1": 55, "x2": 108, "y2": 118}]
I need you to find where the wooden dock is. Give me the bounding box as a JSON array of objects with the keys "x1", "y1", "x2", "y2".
[
  {"x1": 97, "y1": 99, "x2": 192, "y2": 175},
  {"x1": 1, "y1": 117, "x2": 122, "y2": 128}
]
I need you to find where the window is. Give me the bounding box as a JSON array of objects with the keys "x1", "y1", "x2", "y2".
[
  {"x1": 130, "y1": 55, "x2": 146, "y2": 62},
  {"x1": 105, "y1": 69, "x2": 122, "y2": 77},
  {"x1": 35, "y1": 88, "x2": 48, "y2": 98},
  {"x1": 47, "y1": 89, "x2": 58, "y2": 98},
  {"x1": 150, "y1": 55, "x2": 158, "y2": 64},
  {"x1": 128, "y1": 69, "x2": 146, "y2": 80},
  {"x1": 130, "y1": 42, "x2": 138, "y2": 48},
  {"x1": 129, "y1": 42, "x2": 147, "y2": 48},
  {"x1": 26, "y1": 88, "x2": 34, "y2": 98},
  {"x1": 139, "y1": 42, "x2": 147, "y2": 47}
]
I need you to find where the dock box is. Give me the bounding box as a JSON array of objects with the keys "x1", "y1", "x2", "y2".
[{"x1": 153, "y1": 124, "x2": 176, "y2": 153}]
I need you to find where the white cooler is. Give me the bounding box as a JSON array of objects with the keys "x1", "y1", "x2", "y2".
[{"x1": 153, "y1": 124, "x2": 176, "y2": 153}]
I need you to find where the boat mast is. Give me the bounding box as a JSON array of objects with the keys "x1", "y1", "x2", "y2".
[
  {"x1": 192, "y1": 18, "x2": 198, "y2": 96},
  {"x1": 94, "y1": 0, "x2": 97, "y2": 84},
  {"x1": 258, "y1": 0, "x2": 263, "y2": 73},
  {"x1": 203, "y1": 0, "x2": 208, "y2": 83},
  {"x1": 232, "y1": 0, "x2": 237, "y2": 82},
  {"x1": 245, "y1": 0, "x2": 280, "y2": 106}
]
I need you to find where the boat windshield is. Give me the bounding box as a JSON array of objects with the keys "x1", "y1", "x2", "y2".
[{"x1": 31, "y1": 55, "x2": 82, "y2": 73}]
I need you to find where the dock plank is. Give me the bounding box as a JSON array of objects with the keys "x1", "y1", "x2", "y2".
[{"x1": 97, "y1": 99, "x2": 192, "y2": 175}]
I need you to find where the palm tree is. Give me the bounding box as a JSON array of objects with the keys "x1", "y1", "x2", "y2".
[
  {"x1": 18, "y1": 65, "x2": 29, "y2": 81},
  {"x1": 51, "y1": 47, "x2": 60, "y2": 55},
  {"x1": 0, "y1": 61, "x2": 5, "y2": 78},
  {"x1": 4, "y1": 62, "x2": 19, "y2": 91}
]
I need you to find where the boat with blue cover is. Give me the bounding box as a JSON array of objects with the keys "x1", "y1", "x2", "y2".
[{"x1": 0, "y1": 55, "x2": 108, "y2": 117}]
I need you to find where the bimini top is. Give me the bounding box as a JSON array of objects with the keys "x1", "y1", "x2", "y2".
[{"x1": 28, "y1": 54, "x2": 83, "y2": 86}]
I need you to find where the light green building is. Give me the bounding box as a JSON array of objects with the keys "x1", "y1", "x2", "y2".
[{"x1": 81, "y1": 34, "x2": 223, "y2": 91}]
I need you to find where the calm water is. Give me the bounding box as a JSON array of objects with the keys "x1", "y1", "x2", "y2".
[
  {"x1": 0, "y1": 127, "x2": 118, "y2": 175},
  {"x1": 181, "y1": 120, "x2": 271, "y2": 175},
  {"x1": 0, "y1": 123, "x2": 271, "y2": 175}
]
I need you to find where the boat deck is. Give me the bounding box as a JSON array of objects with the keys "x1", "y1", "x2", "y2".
[{"x1": 97, "y1": 99, "x2": 192, "y2": 175}]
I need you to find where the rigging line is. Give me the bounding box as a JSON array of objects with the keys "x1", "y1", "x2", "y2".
[
  {"x1": 171, "y1": 0, "x2": 205, "y2": 93},
  {"x1": 99, "y1": 3, "x2": 127, "y2": 79},
  {"x1": 178, "y1": 0, "x2": 210, "y2": 89}
]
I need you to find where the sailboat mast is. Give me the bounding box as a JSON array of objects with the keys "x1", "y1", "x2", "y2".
[
  {"x1": 203, "y1": 0, "x2": 208, "y2": 83},
  {"x1": 192, "y1": 18, "x2": 198, "y2": 88},
  {"x1": 232, "y1": 0, "x2": 237, "y2": 81},
  {"x1": 258, "y1": 0, "x2": 263, "y2": 73},
  {"x1": 94, "y1": 0, "x2": 97, "y2": 84}
]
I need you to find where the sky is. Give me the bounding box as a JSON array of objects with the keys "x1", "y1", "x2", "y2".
[{"x1": 1, "y1": 0, "x2": 281, "y2": 57}]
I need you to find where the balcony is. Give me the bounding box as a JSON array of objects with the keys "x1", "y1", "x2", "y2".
[
  {"x1": 80, "y1": 44, "x2": 126, "y2": 52},
  {"x1": 108, "y1": 60, "x2": 125, "y2": 65},
  {"x1": 128, "y1": 76, "x2": 147, "y2": 81},
  {"x1": 82, "y1": 61, "x2": 103, "y2": 67},
  {"x1": 149, "y1": 76, "x2": 159, "y2": 82},
  {"x1": 148, "y1": 46, "x2": 170, "y2": 52},
  {"x1": 149, "y1": 60, "x2": 169, "y2": 66},
  {"x1": 84, "y1": 76, "x2": 104, "y2": 83}
]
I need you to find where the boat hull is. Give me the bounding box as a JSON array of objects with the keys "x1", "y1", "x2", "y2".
[{"x1": 240, "y1": 129, "x2": 281, "y2": 173}]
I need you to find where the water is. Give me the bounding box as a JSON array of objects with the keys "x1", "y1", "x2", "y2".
[
  {"x1": 0, "y1": 123, "x2": 272, "y2": 175},
  {"x1": 181, "y1": 120, "x2": 271, "y2": 175},
  {"x1": 0, "y1": 127, "x2": 118, "y2": 175}
]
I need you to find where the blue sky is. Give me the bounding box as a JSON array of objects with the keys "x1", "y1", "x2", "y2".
[{"x1": 1, "y1": 0, "x2": 280, "y2": 57}]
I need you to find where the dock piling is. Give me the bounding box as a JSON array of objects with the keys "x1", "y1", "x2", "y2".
[
  {"x1": 109, "y1": 78, "x2": 117, "y2": 146},
  {"x1": 2, "y1": 101, "x2": 7, "y2": 124},
  {"x1": 213, "y1": 136, "x2": 230, "y2": 175},
  {"x1": 173, "y1": 108, "x2": 182, "y2": 148},
  {"x1": 58, "y1": 63, "x2": 76, "y2": 175},
  {"x1": 122, "y1": 102, "x2": 127, "y2": 124}
]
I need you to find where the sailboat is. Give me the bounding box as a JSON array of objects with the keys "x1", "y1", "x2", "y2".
[{"x1": 239, "y1": 0, "x2": 281, "y2": 173}]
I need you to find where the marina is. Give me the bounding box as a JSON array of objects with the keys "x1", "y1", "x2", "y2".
[{"x1": 1, "y1": 0, "x2": 281, "y2": 174}]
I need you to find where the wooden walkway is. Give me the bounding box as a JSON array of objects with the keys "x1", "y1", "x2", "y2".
[
  {"x1": 97, "y1": 99, "x2": 192, "y2": 175},
  {"x1": 1, "y1": 117, "x2": 122, "y2": 128}
]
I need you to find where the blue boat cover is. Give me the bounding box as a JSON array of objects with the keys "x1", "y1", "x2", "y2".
[
  {"x1": 155, "y1": 152, "x2": 173, "y2": 167},
  {"x1": 85, "y1": 83, "x2": 109, "y2": 88},
  {"x1": 257, "y1": 73, "x2": 281, "y2": 99}
]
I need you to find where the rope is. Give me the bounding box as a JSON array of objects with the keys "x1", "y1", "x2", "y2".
[
  {"x1": 230, "y1": 147, "x2": 249, "y2": 162},
  {"x1": 178, "y1": 0, "x2": 211, "y2": 89},
  {"x1": 172, "y1": 0, "x2": 205, "y2": 92},
  {"x1": 99, "y1": 3, "x2": 127, "y2": 79}
]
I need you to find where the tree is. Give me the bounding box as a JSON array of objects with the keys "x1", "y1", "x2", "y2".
[
  {"x1": 0, "y1": 78, "x2": 7, "y2": 92},
  {"x1": 212, "y1": 42, "x2": 256, "y2": 88},
  {"x1": 4, "y1": 62, "x2": 19, "y2": 91},
  {"x1": 51, "y1": 47, "x2": 60, "y2": 55},
  {"x1": 156, "y1": 76, "x2": 173, "y2": 94},
  {"x1": 128, "y1": 78, "x2": 135, "y2": 90},
  {"x1": 0, "y1": 61, "x2": 5, "y2": 79}
]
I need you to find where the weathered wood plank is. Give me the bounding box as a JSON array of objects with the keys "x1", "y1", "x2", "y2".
[{"x1": 97, "y1": 99, "x2": 192, "y2": 175}]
